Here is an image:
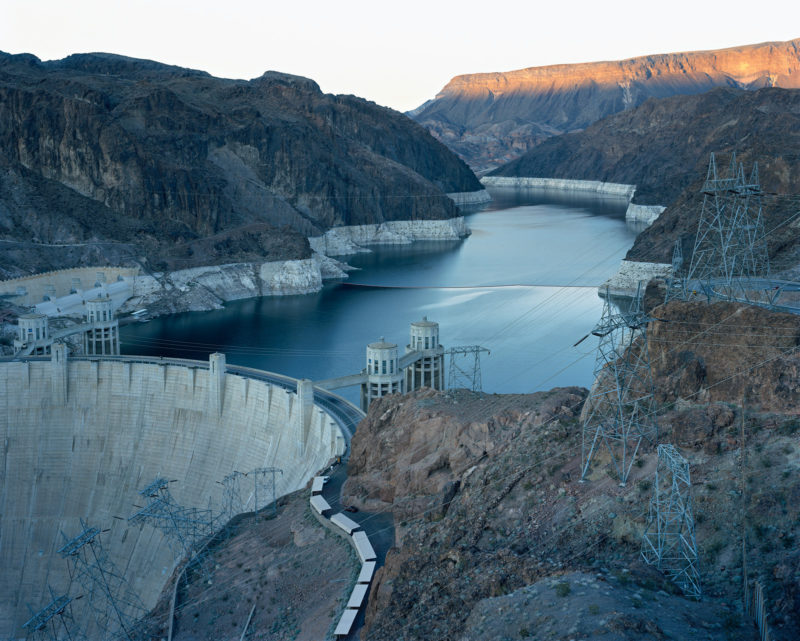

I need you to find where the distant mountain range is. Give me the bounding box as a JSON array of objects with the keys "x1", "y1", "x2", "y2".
[
  {"x1": 410, "y1": 39, "x2": 800, "y2": 173},
  {"x1": 0, "y1": 52, "x2": 482, "y2": 277},
  {"x1": 490, "y1": 86, "x2": 800, "y2": 269}
]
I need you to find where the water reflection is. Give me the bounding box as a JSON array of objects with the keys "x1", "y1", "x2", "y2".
[{"x1": 121, "y1": 187, "x2": 639, "y2": 404}]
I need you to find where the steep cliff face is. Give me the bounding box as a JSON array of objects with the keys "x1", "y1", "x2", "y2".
[
  {"x1": 0, "y1": 52, "x2": 482, "y2": 277},
  {"x1": 411, "y1": 39, "x2": 800, "y2": 172},
  {"x1": 490, "y1": 87, "x2": 800, "y2": 268},
  {"x1": 340, "y1": 297, "x2": 800, "y2": 639}
]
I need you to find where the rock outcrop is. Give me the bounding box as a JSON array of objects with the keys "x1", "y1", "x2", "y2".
[
  {"x1": 0, "y1": 51, "x2": 484, "y2": 278},
  {"x1": 411, "y1": 39, "x2": 800, "y2": 172},
  {"x1": 647, "y1": 300, "x2": 800, "y2": 410},
  {"x1": 339, "y1": 298, "x2": 800, "y2": 639},
  {"x1": 490, "y1": 87, "x2": 800, "y2": 269}
]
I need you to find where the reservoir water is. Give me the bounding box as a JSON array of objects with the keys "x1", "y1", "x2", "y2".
[{"x1": 120, "y1": 188, "x2": 639, "y2": 405}]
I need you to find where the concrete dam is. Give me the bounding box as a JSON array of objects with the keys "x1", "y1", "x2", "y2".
[{"x1": 0, "y1": 351, "x2": 347, "y2": 637}]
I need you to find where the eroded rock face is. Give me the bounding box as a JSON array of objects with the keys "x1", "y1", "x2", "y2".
[
  {"x1": 412, "y1": 39, "x2": 800, "y2": 172},
  {"x1": 647, "y1": 300, "x2": 800, "y2": 411},
  {"x1": 0, "y1": 52, "x2": 482, "y2": 277},
  {"x1": 342, "y1": 332, "x2": 800, "y2": 640},
  {"x1": 487, "y1": 86, "x2": 800, "y2": 268}
]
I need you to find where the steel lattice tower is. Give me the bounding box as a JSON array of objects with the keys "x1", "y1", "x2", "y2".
[
  {"x1": 580, "y1": 286, "x2": 658, "y2": 486},
  {"x1": 221, "y1": 471, "x2": 246, "y2": 520},
  {"x1": 57, "y1": 520, "x2": 145, "y2": 640},
  {"x1": 23, "y1": 588, "x2": 77, "y2": 641},
  {"x1": 445, "y1": 346, "x2": 490, "y2": 392},
  {"x1": 252, "y1": 467, "x2": 283, "y2": 516},
  {"x1": 683, "y1": 153, "x2": 770, "y2": 302},
  {"x1": 128, "y1": 478, "x2": 216, "y2": 561},
  {"x1": 220, "y1": 467, "x2": 283, "y2": 520},
  {"x1": 641, "y1": 444, "x2": 701, "y2": 599}
]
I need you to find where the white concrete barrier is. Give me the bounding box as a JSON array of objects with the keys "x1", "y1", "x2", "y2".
[
  {"x1": 330, "y1": 512, "x2": 361, "y2": 536},
  {"x1": 334, "y1": 608, "x2": 359, "y2": 636},
  {"x1": 310, "y1": 495, "x2": 331, "y2": 515},
  {"x1": 353, "y1": 531, "x2": 377, "y2": 563},
  {"x1": 358, "y1": 561, "x2": 376, "y2": 584},
  {"x1": 346, "y1": 583, "x2": 369, "y2": 609},
  {"x1": 311, "y1": 476, "x2": 326, "y2": 494}
]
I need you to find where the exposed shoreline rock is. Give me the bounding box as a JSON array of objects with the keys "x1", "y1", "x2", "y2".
[
  {"x1": 446, "y1": 189, "x2": 492, "y2": 207},
  {"x1": 119, "y1": 258, "x2": 326, "y2": 317},
  {"x1": 307, "y1": 217, "x2": 469, "y2": 257},
  {"x1": 599, "y1": 259, "x2": 672, "y2": 297},
  {"x1": 108, "y1": 217, "x2": 469, "y2": 316},
  {"x1": 625, "y1": 203, "x2": 665, "y2": 226},
  {"x1": 481, "y1": 176, "x2": 636, "y2": 200}
]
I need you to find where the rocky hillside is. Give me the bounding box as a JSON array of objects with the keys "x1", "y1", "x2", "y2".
[
  {"x1": 341, "y1": 299, "x2": 800, "y2": 640},
  {"x1": 0, "y1": 52, "x2": 482, "y2": 277},
  {"x1": 491, "y1": 87, "x2": 800, "y2": 268},
  {"x1": 411, "y1": 39, "x2": 800, "y2": 173},
  {"x1": 138, "y1": 489, "x2": 356, "y2": 641}
]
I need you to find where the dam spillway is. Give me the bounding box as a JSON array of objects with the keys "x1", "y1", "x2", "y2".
[{"x1": 0, "y1": 353, "x2": 346, "y2": 637}]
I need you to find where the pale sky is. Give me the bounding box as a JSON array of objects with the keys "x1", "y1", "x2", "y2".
[{"x1": 3, "y1": 0, "x2": 798, "y2": 112}]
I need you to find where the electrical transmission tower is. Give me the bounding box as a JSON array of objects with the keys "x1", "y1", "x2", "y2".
[
  {"x1": 23, "y1": 587, "x2": 76, "y2": 641},
  {"x1": 221, "y1": 467, "x2": 284, "y2": 519},
  {"x1": 221, "y1": 471, "x2": 246, "y2": 520},
  {"x1": 445, "y1": 345, "x2": 490, "y2": 392},
  {"x1": 641, "y1": 444, "x2": 701, "y2": 599},
  {"x1": 128, "y1": 478, "x2": 216, "y2": 561},
  {"x1": 57, "y1": 519, "x2": 145, "y2": 641},
  {"x1": 253, "y1": 467, "x2": 283, "y2": 516},
  {"x1": 681, "y1": 153, "x2": 770, "y2": 303},
  {"x1": 579, "y1": 285, "x2": 658, "y2": 486}
]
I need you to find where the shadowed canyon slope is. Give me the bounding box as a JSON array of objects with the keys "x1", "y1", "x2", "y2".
[
  {"x1": 410, "y1": 39, "x2": 800, "y2": 172},
  {"x1": 491, "y1": 87, "x2": 800, "y2": 269},
  {"x1": 339, "y1": 300, "x2": 800, "y2": 640},
  {"x1": 0, "y1": 52, "x2": 482, "y2": 277}
]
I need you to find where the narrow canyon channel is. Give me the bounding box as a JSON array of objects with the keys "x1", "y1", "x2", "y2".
[{"x1": 120, "y1": 187, "x2": 640, "y2": 405}]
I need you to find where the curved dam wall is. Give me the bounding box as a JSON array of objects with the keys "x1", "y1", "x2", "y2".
[{"x1": 0, "y1": 354, "x2": 344, "y2": 637}]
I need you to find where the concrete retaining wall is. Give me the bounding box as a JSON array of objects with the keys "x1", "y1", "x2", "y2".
[
  {"x1": 0, "y1": 357, "x2": 341, "y2": 637},
  {"x1": 0, "y1": 267, "x2": 138, "y2": 307},
  {"x1": 481, "y1": 176, "x2": 636, "y2": 200}
]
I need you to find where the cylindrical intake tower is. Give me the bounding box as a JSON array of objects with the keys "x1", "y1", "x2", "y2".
[
  {"x1": 361, "y1": 338, "x2": 403, "y2": 411},
  {"x1": 14, "y1": 313, "x2": 50, "y2": 355},
  {"x1": 406, "y1": 316, "x2": 445, "y2": 392},
  {"x1": 84, "y1": 297, "x2": 120, "y2": 355}
]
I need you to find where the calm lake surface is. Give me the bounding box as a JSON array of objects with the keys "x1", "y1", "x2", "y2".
[{"x1": 120, "y1": 188, "x2": 639, "y2": 405}]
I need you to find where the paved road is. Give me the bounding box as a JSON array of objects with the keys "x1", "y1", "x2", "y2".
[
  {"x1": 314, "y1": 393, "x2": 394, "y2": 641},
  {"x1": 675, "y1": 277, "x2": 800, "y2": 314}
]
